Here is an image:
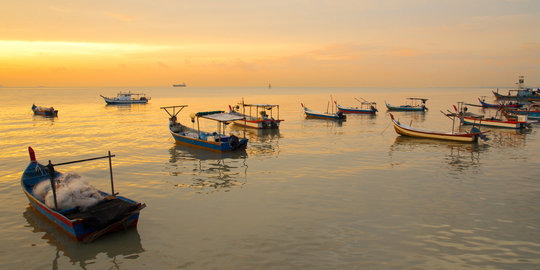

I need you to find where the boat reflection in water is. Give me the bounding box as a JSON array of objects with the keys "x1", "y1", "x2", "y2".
[
  {"x1": 231, "y1": 125, "x2": 281, "y2": 157},
  {"x1": 486, "y1": 128, "x2": 530, "y2": 148},
  {"x1": 168, "y1": 143, "x2": 248, "y2": 192},
  {"x1": 389, "y1": 136, "x2": 487, "y2": 172},
  {"x1": 23, "y1": 207, "x2": 144, "y2": 269},
  {"x1": 104, "y1": 103, "x2": 149, "y2": 112}
]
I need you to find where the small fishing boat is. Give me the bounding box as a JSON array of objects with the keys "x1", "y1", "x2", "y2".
[
  {"x1": 390, "y1": 113, "x2": 488, "y2": 142},
  {"x1": 100, "y1": 91, "x2": 150, "y2": 104},
  {"x1": 161, "y1": 105, "x2": 248, "y2": 152},
  {"x1": 301, "y1": 103, "x2": 346, "y2": 120},
  {"x1": 21, "y1": 147, "x2": 145, "y2": 242},
  {"x1": 504, "y1": 103, "x2": 540, "y2": 118},
  {"x1": 461, "y1": 115, "x2": 531, "y2": 129},
  {"x1": 32, "y1": 104, "x2": 58, "y2": 117},
  {"x1": 335, "y1": 98, "x2": 377, "y2": 114},
  {"x1": 172, "y1": 83, "x2": 186, "y2": 87},
  {"x1": 229, "y1": 100, "x2": 284, "y2": 129},
  {"x1": 478, "y1": 97, "x2": 522, "y2": 108},
  {"x1": 502, "y1": 110, "x2": 540, "y2": 122},
  {"x1": 385, "y1": 98, "x2": 428, "y2": 111},
  {"x1": 493, "y1": 76, "x2": 540, "y2": 100}
]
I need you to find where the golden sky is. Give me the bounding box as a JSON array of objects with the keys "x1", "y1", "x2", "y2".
[{"x1": 0, "y1": 0, "x2": 539, "y2": 87}]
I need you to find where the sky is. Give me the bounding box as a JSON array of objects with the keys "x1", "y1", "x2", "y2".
[{"x1": 0, "y1": 0, "x2": 539, "y2": 87}]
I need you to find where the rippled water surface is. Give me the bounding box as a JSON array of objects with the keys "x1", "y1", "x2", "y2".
[{"x1": 0, "y1": 87, "x2": 539, "y2": 269}]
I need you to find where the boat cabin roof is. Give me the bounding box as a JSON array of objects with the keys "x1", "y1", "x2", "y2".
[
  {"x1": 407, "y1": 97, "x2": 428, "y2": 101},
  {"x1": 196, "y1": 111, "x2": 245, "y2": 122},
  {"x1": 118, "y1": 91, "x2": 146, "y2": 96},
  {"x1": 240, "y1": 103, "x2": 279, "y2": 108}
]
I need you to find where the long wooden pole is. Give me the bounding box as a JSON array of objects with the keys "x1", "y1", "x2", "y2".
[
  {"x1": 47, "y1": 161, "x2": 58, "y2": 210},
  {"x1": 108, "y1": 151, "x2": 115, "y2": 195}
]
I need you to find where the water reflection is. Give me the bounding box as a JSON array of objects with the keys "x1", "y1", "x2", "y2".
[
  {"x1": 104, "y1": 103, "x2": 149, "y2": 112},
  {"x1": 168, "y1": 143, "x2": 248, "y2": 192},
  {"x1": 384, "y1": 111, "x2": 426, "y2": 122},
  {"x1": 231, "y1": 127, "x2": 281, "y2": 157},
  {"x1": 390, "y1": 136, "x2": 487, "y2": 171},
  {"x1": 485, "y1": 128, "x2": 530, "y2": 148},
  {"x1": 33, "y1": 114, "x2": 56, "y2": 123},
  {"x1": 23, "y1": 207, "x2": 144, "y2": 270}
]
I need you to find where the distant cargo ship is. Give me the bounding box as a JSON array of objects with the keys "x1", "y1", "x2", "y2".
[{"x1": 173, "y1": 83, "x2": 186, "y2": 87}]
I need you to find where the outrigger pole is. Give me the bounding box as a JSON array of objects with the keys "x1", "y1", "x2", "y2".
[{"x1": 46, "y1": 152, "x2": 117, "y2": 210}]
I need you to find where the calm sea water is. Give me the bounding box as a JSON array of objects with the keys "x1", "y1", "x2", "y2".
[{"x1": 0, "y1": 86, "x2": 539, "y2": 269}]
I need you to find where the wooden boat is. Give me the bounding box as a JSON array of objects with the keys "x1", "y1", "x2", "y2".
[
  {"x1": 504, "y1": 103, "x2": 540, "y2": 118},
  {"x1": 161, "y1": 105, "x2": 248, "y2": 152},
  {"x1": 502, "y1": 110, "x2": 540, "y2": 121},
  {"x1": 478, "y1": 98, "x2": 522, "y2": 108},
  {"x1": 493, "y1": 76, "x2": 540, "y2": 100},
  {"x1": 229, "y1": 100, "x2": 283, "y2": 129},
  {"x1": 461, "y1": 115, "x2": 531, "y2": 129},
  {"x1": 301, "y1": 103, "x2": 346, "y2": 120},
  {"x1": 335, "y1": 98, "x2": 377, "y2": 114},
  {"x1": 390, "y1": 113, "x2": 488, "y2": 142},
  {"x1": 385, "y1": 98, "x2": 428, "y2": 111},
  {"x1": 100, "y1": 91, "x2": 150, "y2": 104},
  {"x1": 32, "y1": 104, "x2": 58, "y2": 117},
  {"x1": 21, "y1": 147, "x2": 145, "y2": 242}
]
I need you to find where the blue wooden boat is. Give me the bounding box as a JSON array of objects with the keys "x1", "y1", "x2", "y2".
[
  {"x1": 162, "y1": 105, "x2": 248, "y2": 152},
  {"x1": 32, "y1": 104, "x2": 58, "y2": 117},
  {"x1": 478, "y1": 98, "x2": 522, "y2": 108},
  {"x1": 301, "y1": 103, "x2": 346, "y2": 120},
  {"x1": 492, "y1": 76, "x2": 540, "y2": 101},
  {"x1": 385, "y1": 98, "x2": 428, "y2": 111},
  {"x1": 21, "y1": 147, "x2": 145, "y2": 242}
]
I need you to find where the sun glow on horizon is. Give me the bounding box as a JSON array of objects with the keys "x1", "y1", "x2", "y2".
[{"x1": 0, "y1": 0, "x2": 539, "y2": 87}]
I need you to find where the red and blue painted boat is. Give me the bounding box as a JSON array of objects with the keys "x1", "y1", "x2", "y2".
[
  {"x1": 229, "y1": 100, "x2": 284, "y2": 129},
  {"x1": 162, "y1": 105, "x2": 248, "y2": 152},
  {"x1": 461, "y1": 116, "x2": 531, "y2": 129},
  {"x1": 32, "y1": 104, "x2": 58, "y2": 117},
  {"x1": 478, "y1": 98, "x2": 522, "y2": 108},
  {"x1": 21, "y1": 147, "x2": 145, "y2": 242}
]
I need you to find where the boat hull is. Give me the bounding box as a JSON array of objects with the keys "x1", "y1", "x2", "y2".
[
  {"x1": 21, "y1": 161, "x2": 143, "y2": 242},
  {"x1": 170, "y1": 130, "x2": 248, "y2": 152},
  {"x1": 386, "y1": 103, "x2": 426, "y2": 111},
  {"x1": 336, "y1": 105, "x2": 376, "y2": 114},
  {"x1": 478, "y1": 98, "x2": 521, "y2": 108},
  {"x1": 493, "y1": 90, "x2": 540, "y2": 101},
  {"x1": 32, "y1": 105, "x2": 58, "y2": 116},
  {"x1": 390, "y1": 114, "x2": 483, "y2": 142},
  {"x1": 102, "y1": 98, "x2": 148, "y2": 104},
  {"x1": 304, "y1": 111, "x2": 343, "y2": 119},
  {"x1": 462, "y1": 117, "x2": 528, "y2": 129},
  {"x1": 232, "y1": 119, "x2": 282, "y2": 129}
]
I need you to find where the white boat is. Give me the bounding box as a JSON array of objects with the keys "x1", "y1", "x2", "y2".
[
  {"x1": 229, "y1": 100, "x2": 283, "y2": 129},
  {"x1": 100, "y1": 91, "x2": 150, "y2": 104}
]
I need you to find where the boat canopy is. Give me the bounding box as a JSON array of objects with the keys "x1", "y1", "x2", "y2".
[
  {"x1": 197, "y1": 111, "x2": 246, "y2": 122},
  {"x1": 239, "y1": 103, "x2": 279, "y2": 108},
  {"x1": 407, "y1": 97, "x2": 428, "y2": 102}
]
